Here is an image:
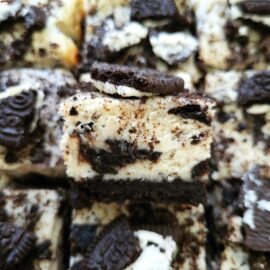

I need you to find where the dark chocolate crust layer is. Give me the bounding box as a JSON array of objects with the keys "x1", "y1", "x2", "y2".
[
  {"x1": 71, "y1": 179, "x2": 206, "y2": 208},
  {"x1": 90, "y1": 62, "x2": 184, "y2": 95}
]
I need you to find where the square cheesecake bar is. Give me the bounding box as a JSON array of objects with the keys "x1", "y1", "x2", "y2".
[
  {"x1": 80, "y1": 0, "x2": 202, "y2": 83},
  {"x1": 0, "y1": 188, "x2": 66, "y2": 270},
  {"x1": 69, "y1": 196, "x2": 207, "y2": 270},
  {"x1": 205, "y1": 70, "x2": 270, "y2": 181},
  {"x1": 193, "y1": 0, "x2": 270, "y2": 70},
  {"x1": 208, "y1": 168, "x2": 270, "y2": 269},
  {"x1": 60, "y1": 62, "x2": 215, "y2": 203},
  {"x1": 0, "y1": 68, "x2": 78, "y2": 177},
  {"x1": 0, "y1": 0, "x2": 84, "y2": 69}
]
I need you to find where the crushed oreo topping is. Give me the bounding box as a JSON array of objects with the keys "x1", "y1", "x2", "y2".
[
  {"x1": 80, "y1": 139, "x2": 161, "y2": 174},
  {"x1": 90, "y1": 62, "x2": 184, "y2": 95},
  {"x1": 0, "y1": 90, "x2": 37, "y2": 149},
  {"x1": 239, "y1": 0, "x2": 270, "y2": 14},
  {"x1": 131, "y1": 0, "x2": 178, "y2": 20},
  {"x1": 238, "y1": 71, "x2": 270, "y2": 106},
  {"x1": 0, "y1": 222, "x2": 36, "y2": 269},
  {"x1": 168, "y1": 104, "x2": 211, "y2": 125},
  {"x1": 84, "y1": 217, "x2": 140, "y2": 270}
]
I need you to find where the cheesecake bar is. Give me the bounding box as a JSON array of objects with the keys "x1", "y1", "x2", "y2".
[
  {"x1": 208, "y1": 168, "x2": 270, "y2": 269},
  {"x1": 205, "y1": 70, "x2": 270, "y2": 181},
  {"x1": 60, "y1": 63, "x2": 215, "y2": 203},
  {"x1": 0, "y1": 188, "x2": 66, "y2": 270},
  {"x1": 69, "y1": 197, "x2": 207, "y2": 270},
  {"x1": 0, "y1": 68, "x2": 78, "y2": 177},
  {"x1": 80, "y1": 0, "x2": 202, "y2": 83},
  {"x1": 0, "y1": 0, "x2": 84, "y2": 69},
  {"x1": 193, "y1": 0, "x2": 270, "y2": 70}
]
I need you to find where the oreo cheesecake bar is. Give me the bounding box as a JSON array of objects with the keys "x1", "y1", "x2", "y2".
[
  {"x1": 69, "y1": 197, "x2": 207, "y2": 270},
  {"x1": 60, "y1": 62, "x2": 215, "y2": 203},
  {"x1": 0, "y1": 68, "x2": 78, "y2": 177},
  {"x1": 0, "y1": 188, "x2": 66, "y2": 270},
  {"x1": 193, "y1": 0, "x2": 270, "y2": 70},
  {"x1": 0, "y1": 0, "x2": 84, "y2": 69},
  {"x1": 80, "y1": 0, "x2": 202, "y2": 83},
  {"x1": 211, "y1": 168, "x2": 270, "y2": 269},
  {"x1": 205, "y1": 70, "x2": 270, "y2": 181}
]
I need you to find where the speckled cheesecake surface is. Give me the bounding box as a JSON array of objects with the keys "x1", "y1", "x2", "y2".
[{"x1": 0, "y1": 188, "x2": 66, "y2": 270}]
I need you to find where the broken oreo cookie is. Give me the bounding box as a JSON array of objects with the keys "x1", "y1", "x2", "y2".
[
  {"x1": 84, "y1": 217, "x2": 140, "y2": 270},
  {"x1": 0, "y1": 90, "x2": 37, "y2": 149},
  {"x1": 242, "y1": 169, "x2": 270, "y2": 252},
  {"x1": 239, "y1": 0, "x2": 270, "y2": 15},
  {"x1": 90, "y1": 62, "x2": 184, "y2": 95},
  {"x1": 168, "y1": 104, "x2": 211, "y2": 125},
  {"x1": 131, "y1": 0, "x2": 178, "y2": 20},
  {"x1": 238, "y1": 71, "x2": 270, "y2": 106},
  {"x1": 0, "y1": 222, "x2": 36, "y2": 269}
]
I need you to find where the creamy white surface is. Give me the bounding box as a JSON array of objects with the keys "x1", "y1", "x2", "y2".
[
  {"x1": 150, "y1": 32, "x2": 198, "y2": 65},
  {"x1": 60, "y1": 92, "x2": 214, "y2": 182},
  {"x1": 125, "y1": 231, "x2": 177, "y2": 270},
  {"x1": 80, "y1": 73, "x2": 154, "y2": 97}
]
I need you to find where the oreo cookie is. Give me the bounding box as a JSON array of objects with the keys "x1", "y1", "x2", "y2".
[
  {"x1": 0, "y1": 222, "x2": 36, "y2": 269},
  {"x1": 242, "y1": 169, "x2": 270, "y2": 252},
  {"x1": 239, "y1": 0, "x2": 270, "y2": 15},
  {"x1": 131, "y1": 0, "x2": 178, "y2": 20},
  {"x1": 84, "y1": 217, "x2": 140, "y2": 270},
  {"x1": 168, "y1": 104, "x2": 211, "y2": 125},
  {"x1": 90, "y1": 62, "x2": 184, "y2": 95},
  {"x1": 0, "y1": 90, "x2": 37, "y2": 149},
  {"x1": 238, "y1": 71, "x2": 270, "y2": 106}
]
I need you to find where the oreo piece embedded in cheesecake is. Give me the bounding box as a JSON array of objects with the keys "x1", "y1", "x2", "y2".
[
  {"x1": 238, "y1": 71, "x2": 270, "y2": 106},
  {"x1": 0, "y1": 68, "x2": 77, "y2": 177},
  {"x1": 242, "y1": 169, "x2": 270, "y2": 252},
  {"x1": 131, "y1": 0, "x2": 178, "y2": 20},
  {"x1": 70, "y1": 200, "x2": 207, "y2": 270},
  {"x1": 89, "y1": 62, "x2": 184, "y2": 96},
  {"x1": 239, "y1": 0, "x2": 270, "y2": 14},
  {"x1": 0, "y1": 188, "x2": 66, "y2": 270}
]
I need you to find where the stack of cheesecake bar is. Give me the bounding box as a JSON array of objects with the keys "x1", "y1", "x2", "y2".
[{"x1": 0, "y1": 0, "x2": 269, "y2": 269}]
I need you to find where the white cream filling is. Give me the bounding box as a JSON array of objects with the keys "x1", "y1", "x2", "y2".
[
  {"x1": 149, "y1": 32, "x2": 198, "y2": 65},
  {"x1": 257, "y1": 200, "x2": 270, "y2": 212},
  {"x1": 103, "y1": 19, "x2": 148, "y2": 52},
  {"x1": 80, "y1": 73, "x2": 154, "y2": 97},
  {"x1": 125, "y1": 230, "x2": 177, "y2": 270},
  {"x1": 0, "y1": 1, "x2": 21, "y2": 22}
]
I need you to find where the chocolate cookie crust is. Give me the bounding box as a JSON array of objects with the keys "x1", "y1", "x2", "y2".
[{"x1": 90, "y1": 62, "x2": 184, "y2": 95}]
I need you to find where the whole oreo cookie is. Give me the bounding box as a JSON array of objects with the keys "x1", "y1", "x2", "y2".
[
  {"x1": 239, "y1": 0, "x2": 270, "y2": 14},
  {"x1": 131, "y1": 0, "x2": 178, "y2": 20},
  {"x1": 0, "y1": 222, "x2": 36, "y2": 269},
  {"x1": 90, "y1": 62, "x2": 184, "y2": 95},
  {"x1": 0, "y1": 90, "x2": 37, "y2": 149},
  {"x1": 84, "y1": 217, "x2": 140, "y2": 270},
  {"x1": 238, "y1": 71, "x2": 270, "y2": 106}
]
